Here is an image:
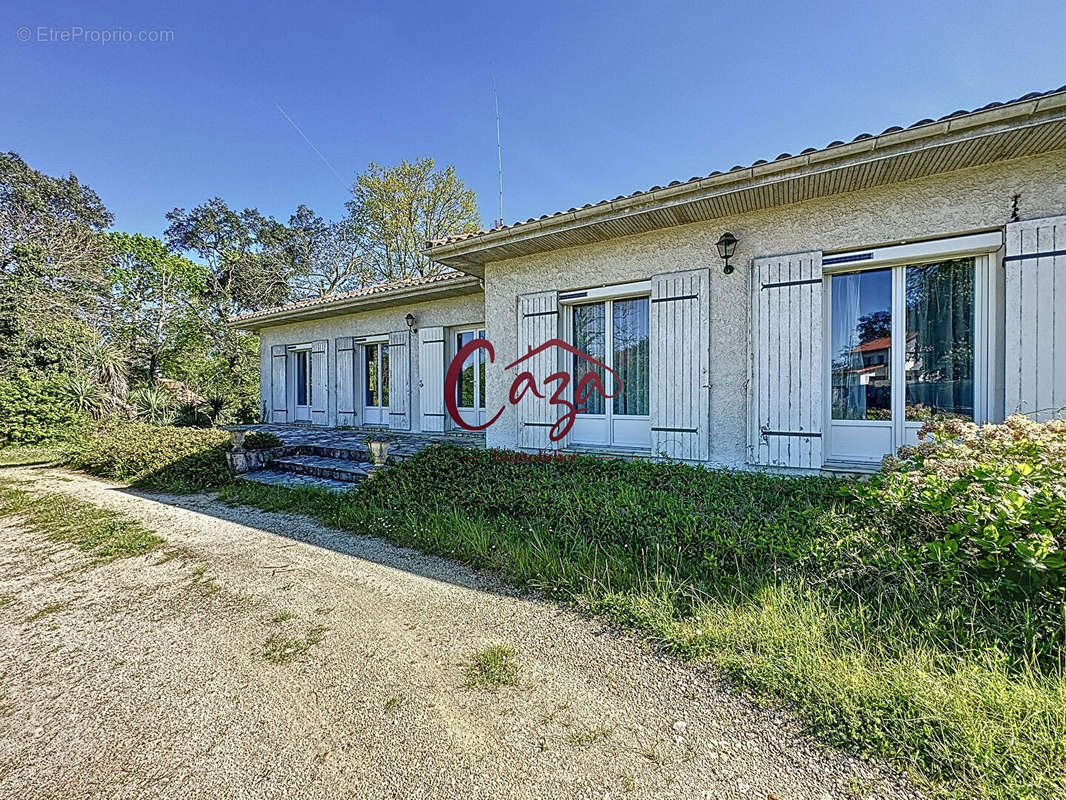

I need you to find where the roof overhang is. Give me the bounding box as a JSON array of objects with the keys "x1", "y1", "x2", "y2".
[
  {"x1": 230, "y1": 273, "x2": 483, "y2": 330},
  {"x1": 427, "y1": 91, "x2": 1066, "y2": 275}
]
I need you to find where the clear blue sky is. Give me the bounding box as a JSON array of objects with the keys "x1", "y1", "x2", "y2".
[{"x1": 4, "y1": 0, "x2": 1064, "y2": 239}]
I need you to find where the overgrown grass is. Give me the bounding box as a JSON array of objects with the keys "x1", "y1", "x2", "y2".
[
  {"x1": 216, "y1": 445, "x2": 1065, "y2": 799},
  {"x1": 464, "y1": 644, "x2": 520, "y2": 689},
  {"x1": 0, "y1": 481, "x2": 164, "y2": 561}
]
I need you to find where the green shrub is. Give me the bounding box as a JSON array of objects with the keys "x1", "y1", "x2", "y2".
[
  {"x1": 64, "y1": 422, "x2": 232, "y2": 491},
  {"x1": 244, "y1": 431, "x2": 282, "y2": 450},
  {"x1": 0, "y1": 374, "x2": 86, "y2": 445},
  {"x1": 856, "y1": 415, "x2": 1066, "y2": 658}
]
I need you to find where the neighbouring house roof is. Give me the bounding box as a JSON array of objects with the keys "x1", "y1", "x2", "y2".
[
  {"x1": 426, "y1": 86, "x2": 1066, "y2": 275},
  {"x1": 230, "y1": 271, "x2": 482, "y2": 330},
  {"x1": 850, "y1": 336, "x2": 891, "y2": 354}
]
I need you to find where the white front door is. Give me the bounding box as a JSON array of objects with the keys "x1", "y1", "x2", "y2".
[
  {"x1": 827, "y1": 256, "x2": 978, "y2": 463},
  {"x1": 362, "y1": 342, "x2": 390, "y2": 426},
  {"x1": 293, "y1": 349, "x2": 312, "y2": 422},
  {"x1": 453, "y1": 328, "x2": 486, "y2": 428},
  {"x1": 569, "y1": 296, "x2": 651, "y2": 448}
]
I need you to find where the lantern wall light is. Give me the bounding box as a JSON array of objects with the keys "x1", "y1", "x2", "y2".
[{"x1": 716, "y1": 232, "x2": 739, "y2": 274}]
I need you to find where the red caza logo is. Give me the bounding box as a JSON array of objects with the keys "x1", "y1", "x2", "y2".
[{"x1": 444, "y1": 338, "x2": 621, "y2": 441}]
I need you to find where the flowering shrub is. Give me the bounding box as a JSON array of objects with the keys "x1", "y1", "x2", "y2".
[{"x1": 860, "y1": 415, "x2": 1066, "y2": 653}]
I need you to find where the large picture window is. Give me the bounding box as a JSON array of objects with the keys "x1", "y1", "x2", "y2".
[{"x1": 826, "y1": 254, "x2": 978, "y2": 465}]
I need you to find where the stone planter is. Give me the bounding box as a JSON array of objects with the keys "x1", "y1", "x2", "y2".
[{"x1": 367, "y1": 440, "x2": 391, "y2": 467}]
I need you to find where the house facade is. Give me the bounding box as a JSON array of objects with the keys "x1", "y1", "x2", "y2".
[{"x1": 234, "y1": 86, "x2": 1066, "y2": 473}]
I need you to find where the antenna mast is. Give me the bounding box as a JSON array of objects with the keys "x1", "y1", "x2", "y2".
[{"x1": 493, "y1": 79, "x2": 504, "y2": 228}]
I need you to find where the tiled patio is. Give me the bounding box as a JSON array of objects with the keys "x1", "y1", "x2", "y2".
[
  {"x1": 232, "y1": 424, "x2": 486, "y2": 459},
  {"x1": 221, "y1": 424, "x2": 485, "y2": 491}
]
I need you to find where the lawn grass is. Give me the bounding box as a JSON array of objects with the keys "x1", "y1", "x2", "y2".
[
  {"x1": 0, "y1": 481, "x2": 163, "y2": 561},
  {"x1": 0, "y1": 446, "x2": 62, "y2": 467},
  {"x1": 212, "y1": 446, "x2": 1064, "y2": 799}
]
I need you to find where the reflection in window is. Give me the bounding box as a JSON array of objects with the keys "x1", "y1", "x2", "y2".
[
  {"x1": 296, "y1": 351, "x2": 309, "y2": 406},
  {"x1": 364, "y1": 343, "x2": 390, "y2": 408},
  {"x1": 456, "y1": 331, "x2": 476, "y2": 408},
  {"x1": 381, "y1": 345, "x2": 389, "y2": 407},
  {"x1": 478, "y1": 330, "x2": 486, "y2": 408},
  {"x1": 612, "y1": 296, "x2": 649, "y2": 415},
  {"x1": 572, "y1": 302, "x2": 606, "y2": 414},
  {"x1": 364, "y1": 345, "x2": 378, "y2": 407},
  {"x1": 905, "y1": 258, "x2": 974, "y2": 421},
  {"x1": 831, "y1": 269, "x2": 892, "y2": 420}
]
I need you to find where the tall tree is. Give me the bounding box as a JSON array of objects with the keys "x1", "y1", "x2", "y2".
[
  {"x1": 287, "y1": 205, "x2": 370, "y2": 298},
  {"x1": 164, "y1": 197, "x2": 297, "y2": 316},
  {"x1": 345, "y1": 158, "x2": 481, "y2": 282},
  {"x1": 0, "y1": 151, "x2": 114, "y2": 373},
  {"x1": 105, "y1": 232, "x2": 207, "y2": 383}
]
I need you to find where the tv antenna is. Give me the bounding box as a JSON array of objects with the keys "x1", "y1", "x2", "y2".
[{"x1": 493, "y1": 78, "x2": 504, "y2": 229}]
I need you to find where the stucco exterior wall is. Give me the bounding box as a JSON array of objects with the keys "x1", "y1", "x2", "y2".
[
  {"x1": 481, "y1": 149, "x2": 1066, "y2": 467},
  {"x1": 255, "y1": 291, "x2": 484, "y2": 430}
]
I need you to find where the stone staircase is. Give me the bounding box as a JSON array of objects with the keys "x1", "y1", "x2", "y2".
[
  {"x1": 225, "y1": 426, "x2": 486, "y2": 492},
  {"x1": 240, "y1": 444, "x2": 376, "y2": 491}
]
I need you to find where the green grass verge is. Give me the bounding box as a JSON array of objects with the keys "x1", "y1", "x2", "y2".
[
  {"x1": 216, "y1": 446, "x2": 1064, "y2": 799},
  {"x1": 0, "y1": 481, "x2": 163, "y2": 561},
  {"x1": 0, "y1": 446, "x2": 62, "y2": 467}
]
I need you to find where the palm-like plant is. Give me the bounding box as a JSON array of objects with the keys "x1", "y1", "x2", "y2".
[
  {"x1": 63, "y1": 373, "x2": 105, "y2": 418},
  {"x1": 202, "y1": 394, "x2": 230, "y2": 426},
  {"x1": 76, "y1": 337, "x2": 129, "y2": 413},
  {"x1": 130, "y1": 386, "x2": 175, "y2": 426}
]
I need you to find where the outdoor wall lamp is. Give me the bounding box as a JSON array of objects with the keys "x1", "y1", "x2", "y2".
[
  {"x1": 716, "y1": 232, "x2": 739, "y2": 274},
  {"x1": 405, "y1": 313, "x2": 416, "y2": 331}
]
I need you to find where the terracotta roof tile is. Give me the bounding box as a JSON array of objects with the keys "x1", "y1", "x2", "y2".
[
  {"x1": 232, "y1": 271, "x2": 472, "y2": 322},
  {"x1": 427, "y1": 85, "x2": 1066, "y2": 250}
]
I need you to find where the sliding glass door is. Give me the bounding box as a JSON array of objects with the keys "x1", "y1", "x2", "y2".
[
  {"x1": 827, "y1": 257, "x2": 976, "y2": 463},
  {"x1": 570, "y1": 295, "x2": 650, "y2": 447}
]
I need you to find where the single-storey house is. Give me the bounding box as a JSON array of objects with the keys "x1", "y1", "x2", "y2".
[{"x1": 233, "y1": 85, "x2": 1066, "y2": 473}]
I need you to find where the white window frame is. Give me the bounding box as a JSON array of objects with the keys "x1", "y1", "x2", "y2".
[
  {"x1": 822, "y1": 231, "x2": 1004, "y2": 464},
  {"x1": 451, "y1": 324, "x2": 487, "y2": 427},
  {"x1": 561, "y1": 282, "x2": 652, "y2": 447}
]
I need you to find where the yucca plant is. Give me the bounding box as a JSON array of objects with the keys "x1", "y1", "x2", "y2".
[
  {"x1": 130, "y1": 386, "x2": 175, "y2": 426},
  {"x1": 63, "y1": 372, "x2": 106, "y2": 418},
  {"x1": 201, "y1": 394, "x2": 230, "y2": 426},
  {"x1": 75, "y1": 337, "x2": 130, "y2": 414}
]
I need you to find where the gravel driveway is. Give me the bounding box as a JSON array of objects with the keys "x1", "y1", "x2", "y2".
[{"x1": 0, "y1": 467, "x2": 919, "y2": 800}]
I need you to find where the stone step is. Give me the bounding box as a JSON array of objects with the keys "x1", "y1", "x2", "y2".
[
  {"x1": 270, "y1": 454, "x2": 372, "y2": 483},
  {"x1": 238, "y1": 470, "x2": 357, "y2": 492}
]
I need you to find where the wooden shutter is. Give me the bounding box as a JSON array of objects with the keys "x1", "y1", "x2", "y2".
[
  {"x1": 749, "y1": 251, "x2": 823, "y2": 468},
  {"x1": 335, "y1": 337, "x2": 356, "y2": 427},
  {"x1": 516, "y1": 290, "x2": 559, "y2": 450},
  {"x1": 311, "y1": 339, "x2": 328, "y2": 426},
  {"x1": 650, "y1": 268, "x2": 710, "y2": 461},
  {"x1": 418, "y1": 326, "x2": 446, "y2": 432},
  {"x1": 388, "y1": 330, "x2": 411, "y2": 430},
  {"x1": 1005, "y1": 215, "x2": 1066, "y2": 421},
  {"x1": 270, "y1": 345, "x2": 288, "y2": 423}
]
